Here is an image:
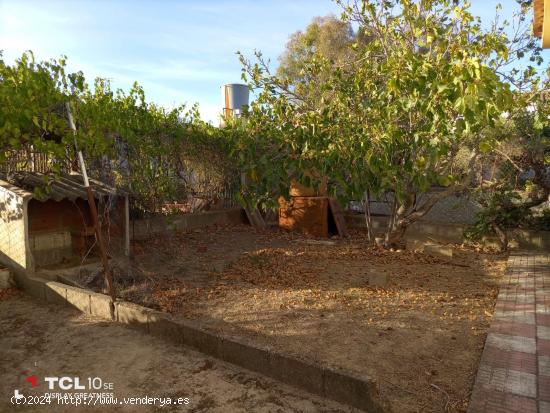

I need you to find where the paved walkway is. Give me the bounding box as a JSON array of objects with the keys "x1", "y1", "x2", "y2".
[{"x1": 469, "y1": 252, "x2": 550, "y2": 413}]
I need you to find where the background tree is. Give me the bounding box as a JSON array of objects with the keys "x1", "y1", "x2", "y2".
[
  {"x1": 276, "y1": 15, "x2": 359, "y2": 105},
  {"x1": 233, "y1": 0, "x2": 540, "y2": 248},
  {"x1": 465, "y1": 81, "x2": 550, "y2": 250}
]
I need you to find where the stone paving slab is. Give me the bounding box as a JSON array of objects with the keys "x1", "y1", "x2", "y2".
[
  {"x1": 486, "y1": 333, "x2": 537, "y2": 354},
  {"x1": 540, "y1": 356, "x2": 550, "y2": 376},
  {"x1": 469, "y1": 252, "x2": 550, "y2": 413},
  {"x1": 481, "y1": 347, "x2": 537, "y2": 375}
]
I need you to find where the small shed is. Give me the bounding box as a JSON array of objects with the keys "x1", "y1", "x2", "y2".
[{"x1": 0, "y1": 172, "x2": 129, "y2": 274}]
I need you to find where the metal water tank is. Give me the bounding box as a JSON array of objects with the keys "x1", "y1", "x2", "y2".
[{"x1": 221, "y1": 83, "x2": 249, "y2": 120}]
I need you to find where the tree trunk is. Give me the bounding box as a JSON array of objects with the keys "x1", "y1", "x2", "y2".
[
  {"x1": 384, "y1": 193, "x2": 414, "y2": 249},
  {"x1": 380, "y1": 150, "x2": 480, "y2": 249},
  {"x1": 384, "y1": 196, "x2": 398, "y2": 247},
  {"x1": 384, "y1": 221, "x2": 407, "y2": 248},
  {"x1": 492, "y1": 223, "x2": 508, "y2": 252},
  {"x1": 364, "y1": 191, "x2": 374, "y2": 246}
]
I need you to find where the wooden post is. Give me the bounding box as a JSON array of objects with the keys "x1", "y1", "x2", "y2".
[
  {"x1": 124, "y1": 195, "x2": 130, "y2": 257},
  {"x1": 240, "y1": 172, "x2": 266, "y2": 228},
  {"x1": 66, "y1": 102, "x2": 116, "y2": 313},
  {"x1": 364, "y1": 190, "x2": 374, "y2": 244}
]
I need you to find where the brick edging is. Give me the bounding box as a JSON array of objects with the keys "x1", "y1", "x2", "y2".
[
  {"x1": 468, "y1": 252, "x2": 549, "y2": 413},
  {"x1": 13, "y1": 272, "x2": 388, "y2": 412}
]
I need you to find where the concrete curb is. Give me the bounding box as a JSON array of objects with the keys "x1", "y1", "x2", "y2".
[{"x1": 13, "y1": 272, "x2": 387, "y2": 412}]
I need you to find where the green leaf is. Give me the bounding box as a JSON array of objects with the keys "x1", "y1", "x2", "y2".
[{"x1": 479, "y1": 140, "x2": 492, "y2": 153}]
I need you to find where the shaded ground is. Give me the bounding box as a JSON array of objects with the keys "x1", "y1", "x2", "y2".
[
  {"x1": 62, "y1": 224, "x2": 507, "y2": 412},
  {"x1": 0, "y1": 292, "x2": 354, "y2": 413}
]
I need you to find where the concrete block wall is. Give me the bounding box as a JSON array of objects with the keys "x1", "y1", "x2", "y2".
[
  {"x1": 366, "y1": 192, "x2": 482, "y2": 225},
  {"x1": 0, "y1": 181, "x2": 32, "y2": 272},
  {"x1": 29, "y1": 231, "x2": 72, "y2": 267},
  {"x1": 27, "y1": 197, "x2": 127, "y2": 267},
  {"x1": 131, "y1": 208, "x2": 247, "y2": 240},
  {"x1": 345, "y1": 213, "x2": 550, "y2": 250}
]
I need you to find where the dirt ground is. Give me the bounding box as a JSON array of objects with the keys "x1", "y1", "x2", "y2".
[
  {"x1": 95, "y1": 224, "x2": 505, "y2": 413},
  {"x1": 0, "y1": 292, "x2": 355, "y2": 413}
]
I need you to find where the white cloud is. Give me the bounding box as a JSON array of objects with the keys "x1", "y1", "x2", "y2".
[{"x1": 98, "y1": 60, "x2": 229, "y2": 82}]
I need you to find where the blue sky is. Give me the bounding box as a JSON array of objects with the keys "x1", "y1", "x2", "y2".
[{"x1": 0, "y1": 0, "x2": 540, "y2": 123}]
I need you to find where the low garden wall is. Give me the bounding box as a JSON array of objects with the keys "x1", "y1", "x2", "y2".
[
  {"x1": 345, "y1": 213, "x2": 550, "y2": 250},
  {"x1": 130, "y1": 208, "x2": 247, "y2": 240},
  {"x1": 130, "y1": 208, "x2": 550, "y2": 250}
]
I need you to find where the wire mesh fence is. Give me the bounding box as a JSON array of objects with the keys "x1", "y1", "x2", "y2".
[
  {"x1": 1, "y1": 148, "x2": 241, "y2": 216},
  {"x1": 0, "y1": 150, "x2": 69, "y2": 178}
]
